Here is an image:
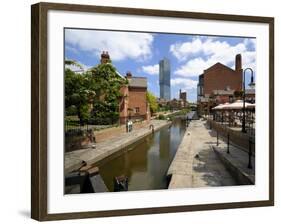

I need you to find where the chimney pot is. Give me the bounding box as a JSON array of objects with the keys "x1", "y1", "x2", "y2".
[
  {"x1": 100, "y1": 51, "x2": 110, "y2": 64},
  {"x1": 126, "y1": 71, "x2": 132, "y2": 78}
]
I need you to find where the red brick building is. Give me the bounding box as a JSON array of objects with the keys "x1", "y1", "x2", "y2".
[
  {"x1": 197, "y1": 54, "x2": 243, "y2": 115},
  {"x1": 119, "y1": 72, "x2": 150, "y2": 123},
  {"x1": 179, "y1": 89, "x2": 188, "y2": 108}
]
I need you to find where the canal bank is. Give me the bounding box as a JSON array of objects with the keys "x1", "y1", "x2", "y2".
[
  {"x1": 167, "y1": 119, "x2": 238, "y2": 188},
  {"x1": 65, "y1": 120, "x2": 172, "y2": 174}
]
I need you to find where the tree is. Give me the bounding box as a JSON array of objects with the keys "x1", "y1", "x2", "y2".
[
  {"x1": 65, "y1": 68, "x2": 94, "y2": 125},
  {"x1": 146, "y1": 91, "x2": 158, "y2": 114},
  {"x1": 64, "y1": 59, "x2": 128, "y2": 125},
  {"x1": 88, "y1": 63, "x2": 128, "y2": 125}
]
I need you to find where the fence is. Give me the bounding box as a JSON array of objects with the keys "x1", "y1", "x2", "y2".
[
  {"x1": 207, "y1": 119, "x2": 255, "y2": 169},
  {"x1": 65, "y1": 120, "x2": 91, "y2": 137}
]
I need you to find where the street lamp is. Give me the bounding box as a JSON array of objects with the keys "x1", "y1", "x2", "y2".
[{"x1": 242, "y1": 68, "x2": 255, "y2": 133}]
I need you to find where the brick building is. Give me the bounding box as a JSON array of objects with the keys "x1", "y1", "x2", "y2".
[
  {"x1": 197, "y1": 54, "x2": 243, "y2": 116},
  {"x1": 179, "y1": 89, "x2": 187, "y2": 108},
  {"x1": 119, "y1": 72, "x2": 150, "y2": 123}
]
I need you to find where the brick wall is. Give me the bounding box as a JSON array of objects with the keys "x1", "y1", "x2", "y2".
[
  {"x1": 119, "y1": 85, "x2": 129, "y2": 121},
  {"x1": 128, "y1": 87, "x2": 147, "y2": 116},
  {"x1": 204, "y1": 64, "x2": 242, "y2": 95}
]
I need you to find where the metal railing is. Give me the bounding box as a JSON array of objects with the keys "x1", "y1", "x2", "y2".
[{"x1": 210, "y1": 119, "x2": 254, "y2": 169}]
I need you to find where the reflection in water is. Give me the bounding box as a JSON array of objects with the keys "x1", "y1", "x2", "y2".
[{"x1": 99, "y1": 118, "x2": 186, "y2": 191}]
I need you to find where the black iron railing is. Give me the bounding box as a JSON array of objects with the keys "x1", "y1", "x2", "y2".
[{"x1": 209, "y1": 119, "x2": 254, "y2": 169}]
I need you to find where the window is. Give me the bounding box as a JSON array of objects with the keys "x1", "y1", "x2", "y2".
[{"x1": 135, "y1": 107, "x2": 140, "y2": 113}]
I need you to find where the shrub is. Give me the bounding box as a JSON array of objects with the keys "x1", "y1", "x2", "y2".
[{"x1": 158, "y1": 114, "x2": 165, "y2": 120}]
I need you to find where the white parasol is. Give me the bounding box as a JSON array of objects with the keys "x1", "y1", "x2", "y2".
[{"x1": 224, "y1": 100, "x2": 255, "y2": 110}]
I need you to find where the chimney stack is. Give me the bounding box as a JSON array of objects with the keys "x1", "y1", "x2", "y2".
[
  {"x1": 235, "y1": 54, "x2": 242, "y2": 71},
  {"x1": 126, "y1": 71, "x2": 132, "y2": 78},
  {"x1": 100, "y1": 51, "x2": 110, "y2": 64}
]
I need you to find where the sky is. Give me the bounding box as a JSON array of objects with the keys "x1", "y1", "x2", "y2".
[{"x1": 65, "y1": 28, "x2": 256, "y2": 102}]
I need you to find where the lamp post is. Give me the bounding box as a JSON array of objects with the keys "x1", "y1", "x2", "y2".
[{"x1": 242, "y1": 68, "x2": 255, "y2": 133}]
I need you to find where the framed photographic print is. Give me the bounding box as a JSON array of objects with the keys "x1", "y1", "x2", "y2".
[{"x1": 31, "y1": 2, "x2": 274, "y2": 221}]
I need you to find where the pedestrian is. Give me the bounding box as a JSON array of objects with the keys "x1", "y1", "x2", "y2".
[
  {"x1": 88, "y1": 129, "x2": 96, "y2": 143},
  {"x1": 126, "y1": 119, "x2": 129, "y2": 132},
  {"x1": 128, "y1": 120, "x2": 132, "y2": 132}
]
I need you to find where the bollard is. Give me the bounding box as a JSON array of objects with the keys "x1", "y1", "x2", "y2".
[
  {"x1": 248, "y1": 137, "x2": 253, "y2": 169},
  {"x1": 149, "y1": 124, "x2": 154, "y2": 133},
  {"x1": 227, "y1": 133, "x2": 230, "y2": 154},
  {"x1": 217, "y1": 131, "x2": 219, "y2": 146}
]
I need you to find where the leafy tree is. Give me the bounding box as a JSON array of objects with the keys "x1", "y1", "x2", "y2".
[
  {"x1": 65, "y1": 68, "x2": 94, "y2": 125},
  {"x1": 65, "y1": 59, "x2": 128, "y2": 125},
  {"x1": 158, "y1": 114, "x2": 165, "y2": 120},
  {"x1": 146, "y1": 91, "x2": 158, "y2": 114},
  {"x1": 89, "y1": 63, "x2": 128, "y2": 125}
]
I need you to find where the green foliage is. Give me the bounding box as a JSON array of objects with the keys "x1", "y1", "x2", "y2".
[
  {"x1": 158, "y1": 114, "x2": 166, "y2": 120},
  {"x1": 158, "y1": 105, "x2": 170, "y2": 112},
  {"x1": 89, "y1": 63, "x2": 127, "y2": 125},
  {"x1": 65, "y1": 68, "x2": 94, "y2": 125},
  {"x1": 79, "y1": 104, "x2": 90, "y2": 124},
  {"x1": 65, "y1": 105, "x2": 77, "y2": 116},
  {"x1": 64, "y1": 61, "x2": 127, "y2": 125},
  {"x1": 146, "y1": 91, "x2": 158, "y2": 114}
]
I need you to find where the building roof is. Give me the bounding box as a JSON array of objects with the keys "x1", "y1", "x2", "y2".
[
  {"x1": 204, "y1": 62, "x2": 236, "y2": 73},
  {"x1": 128, "y1": 77, "x2": 147, "y2": 88},
  {"x1": 116, "y1": 71, "x2": 126, "y2": 79}
]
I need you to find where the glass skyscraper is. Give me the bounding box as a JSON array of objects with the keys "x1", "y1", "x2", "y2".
[{"x1": 159, "y1": 58, "x2": 171, "y2": 100}]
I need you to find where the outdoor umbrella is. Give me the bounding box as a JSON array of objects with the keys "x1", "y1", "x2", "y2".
[
  {"x1": 212, "y1": 102, "x2": 230, "y2": 110},
  {"x1": 224, "y1": 100, "x2": 254, "y2": 110}
]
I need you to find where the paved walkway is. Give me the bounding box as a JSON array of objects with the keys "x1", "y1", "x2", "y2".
[
  {"x1": 212, "y1": 143, "x2": 255, "y2": 184},
  {"x1": 168, "y1": 119, "x2": 238, "y2": 188},
  {"x1": 65, "y1": 120, "x2": 171, "y2": 173}
]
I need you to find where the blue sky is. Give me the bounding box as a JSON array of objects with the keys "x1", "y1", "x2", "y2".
[{"x1": 65, "y1": 28, "x2": 256, "y2": 102}]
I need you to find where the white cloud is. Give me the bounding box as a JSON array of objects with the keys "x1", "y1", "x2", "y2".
[
  {"x1": 171, "y1": 37, "x2": 256, "y2": 77},
  {"x1": 142, "y1": 64, "x2": 159, "y2": 75},
  {"x1": 174, "y1": 57, "x2": 210, "y2": 77},
  {"x1": 65, "y1": 29, "x2": 154, "y2": 61},
  {"x1": 65, "y1": 60, "x2": 91, "y2": 72},
  {"x1": 171, "y1": 78, "x2": 198, "y2": 90},
  {"x1": 170, "y1": 37, "x2": 233, "y2": 62}
]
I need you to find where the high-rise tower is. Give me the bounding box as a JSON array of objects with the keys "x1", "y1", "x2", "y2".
[{"x1": 159, "y1": 58, "x2": 171, "y2": 100}]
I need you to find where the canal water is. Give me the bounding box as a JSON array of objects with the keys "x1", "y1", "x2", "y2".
[{"x1": 98, "y1": 118, "x2": 187, "y2": 192}]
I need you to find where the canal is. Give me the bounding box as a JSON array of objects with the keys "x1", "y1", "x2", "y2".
[{"x1": 98, "y1": 117, "x2": 187, "y2": 192}]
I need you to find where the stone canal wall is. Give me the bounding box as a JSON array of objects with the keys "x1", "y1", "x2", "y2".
[
  {"x1": 65, "y1": 120, "x2": 171, "y2": 173},
  {"x1": 166, "y1": 129, "x2": 194, "y2": 188}
]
